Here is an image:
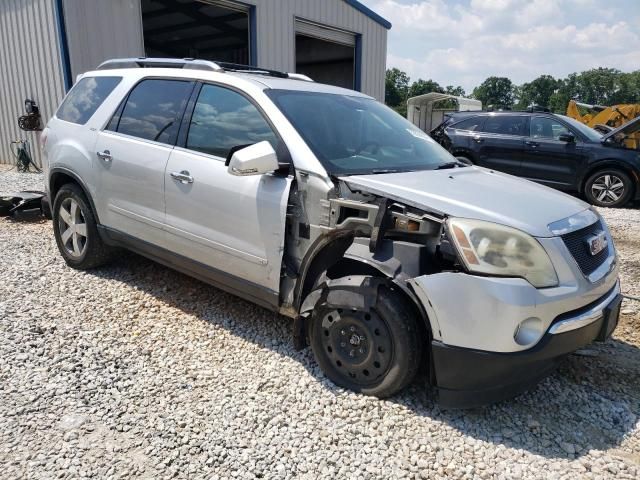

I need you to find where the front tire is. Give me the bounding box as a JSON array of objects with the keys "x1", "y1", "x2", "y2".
[
  {"x1": 307, "y1": 276, "x2": 423, "y2": 398},
  {"x1": 584, "y1": 169, "x2": 634, "y2": 208},
  {"x1": 52, "y1": 183, "x2": 113, "y2": 269}
]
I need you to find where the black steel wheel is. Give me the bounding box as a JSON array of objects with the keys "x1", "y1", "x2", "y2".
[{"x1": 308, "y1": 276, "x2": 423, "y2": 398}]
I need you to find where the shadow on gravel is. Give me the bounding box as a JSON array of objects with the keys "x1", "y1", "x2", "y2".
[{"x1": 91, "y1": 251, "x2": 639, "y2": 462}]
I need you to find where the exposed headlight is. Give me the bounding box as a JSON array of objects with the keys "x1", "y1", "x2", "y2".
[{"x1": 447, "y1": 218, "x2": 558, "y2": 288}]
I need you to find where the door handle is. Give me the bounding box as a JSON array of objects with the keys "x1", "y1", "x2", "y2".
[
  {"x1": 472, "y1": 136, "x2": 484, "y2": 143},
  {"x1": 96, "y1": 149, "x2": 112, "y2": 162},
  {"x1": 525, "y1": 141, "x2": 539, "y2": 148},
  {"x1": 170, "y1": 170, "x2": 194, "y2": 184}
]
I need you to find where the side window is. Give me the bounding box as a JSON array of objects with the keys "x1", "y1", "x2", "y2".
[
  {"x1": 56, "y1": 76, "x2": 122, "y2": 124},
  {"x1": 452, "y1": 117, "x2": 484, "y2": 131},
  {"x1": 111, "y1": 79, "x2": 193, "y2": 145},
  {"x1": 186, "y1": 84, "x2": 278, "y2": 158},
  {"x1": 530, "y1": 117, "x2": 571, "y2": 140},
  {"x1": 482, "y1": 116, "x2": 526, "y2": 136}
]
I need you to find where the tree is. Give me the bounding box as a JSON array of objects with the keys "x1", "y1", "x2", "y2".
[
  {"x1": 445, "y1": 85, "x2": 466, "y2": 97},
  {"x1": 385, "y1": 68, "x2": 410, "y2": 115},
  {"x1": 472, "y1": 77, "x2": 515, "y2": 108},
  {"x1": 408, "y1": 79, "x2": 444, "y2": 98},
  {"x1": 515, "y1": 74, "x2": 559, "y2": 109}
]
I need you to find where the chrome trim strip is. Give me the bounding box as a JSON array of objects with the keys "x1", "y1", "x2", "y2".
[
  {"x1": 547, "y1": 208, "x2": 598, "y2": 236},
  {"x1": 548, "y1": 281, "x2": 620, "y2": 335}
]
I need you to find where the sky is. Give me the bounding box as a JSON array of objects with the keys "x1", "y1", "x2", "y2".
[{"x1": 360, "y1": 0, "x2": 640, "y2": 92}]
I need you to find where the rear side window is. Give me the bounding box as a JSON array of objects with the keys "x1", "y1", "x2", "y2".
[
  {"x1": 452, "y1": 116, "x2": 484, "y2": 131},
  {"x1": 481, "y1": 116, "x2": 526, "y2": 136},
  {"x1": 530, "y1": 117, "x2": 570, "y2": 140},
  {"x1": 185, "y1": 84, "x2": 278, "y2": 158},
  {"x1": 111, "y1": 79, "x2": 193, "y2": 145},
  {"x1": 56, "y1": 76, "x2": 121, "y2": 124}
]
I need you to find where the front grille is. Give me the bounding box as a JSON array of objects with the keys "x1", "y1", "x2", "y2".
[{"x1": 561, "y1": 220, "x2": 609, "y2": 276}]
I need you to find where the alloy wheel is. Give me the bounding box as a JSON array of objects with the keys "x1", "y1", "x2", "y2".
[
  {"x1": 57, "y1": 198, "x2": 88, "y2": 258},
  {"x1": 591, "y1": 174, "x2": 625, "y2": 205}
]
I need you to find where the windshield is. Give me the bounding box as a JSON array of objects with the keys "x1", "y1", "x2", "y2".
[
  {"x1": 266, "y1": 90, "x2": 457, "y2": 175},
  {"x1": 558, "y1": 115, "x2": 603, "y2": 142}
]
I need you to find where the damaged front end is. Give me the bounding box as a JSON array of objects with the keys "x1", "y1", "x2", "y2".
[{"x1": 279, "y1": 171, "x2": 463, "y2": 353}]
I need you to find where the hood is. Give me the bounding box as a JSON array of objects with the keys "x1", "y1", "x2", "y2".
[
  {"x1": 340, "y1": 167, "x2": 589, "y2": 237},
  {"x1": 602, "y1": 115, "x2": 640, "y2": 142}
]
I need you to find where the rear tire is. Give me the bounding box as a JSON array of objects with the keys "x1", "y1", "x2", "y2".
[
  {"x1": 307, "y1": 276, "x2": 423, "y2": 398},
  {"x1": 584, "y1": 169, "x2": 633, "y2": 208},
  {"x1": 52, "y1": 183, "x2": 113, "y2": 269}
]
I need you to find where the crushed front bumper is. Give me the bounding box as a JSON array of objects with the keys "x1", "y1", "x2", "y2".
[{"x1": 430, "y1": 283, "x2": 622, "y2": 408}]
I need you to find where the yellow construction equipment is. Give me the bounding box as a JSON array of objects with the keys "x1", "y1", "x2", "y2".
[{"x1": 566, "y1": 100, "x2": 640, "y2": 149}]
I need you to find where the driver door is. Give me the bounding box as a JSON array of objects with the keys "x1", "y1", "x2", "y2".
[{"x1": 164, "y1": 83, "x2": 292, "y2": 299}]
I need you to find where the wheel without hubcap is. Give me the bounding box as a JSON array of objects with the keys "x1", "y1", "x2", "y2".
[
  {"x1": 320, "y1": 308, "x2": 393, "y2": 385},
  {"x1": 307, "y1": 276, "x2": 423, "y2": 398},
  {"x1": 57, "y1": 198, "x2": 88, "y2": 258}
]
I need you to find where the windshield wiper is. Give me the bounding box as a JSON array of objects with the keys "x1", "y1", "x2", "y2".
[
  {"x1": 370, "y1": 168, "x2": 400, "y2": 174},
  {"x1": 435, "y1": 161, "x2": 468, "y2": 170}
]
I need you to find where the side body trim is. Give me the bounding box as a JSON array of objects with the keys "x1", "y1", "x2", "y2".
[{"x1": 98, "y1": 225, "x2": 280, "y2": 312}]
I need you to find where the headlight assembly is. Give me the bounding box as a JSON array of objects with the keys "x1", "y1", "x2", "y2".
[{"x1": 447, "y1": 218, "x2": 558, "y2": 288}]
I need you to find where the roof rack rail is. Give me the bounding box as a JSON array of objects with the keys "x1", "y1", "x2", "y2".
[
  {"x1": 95, "y1": 57, "x2": 314, "y2": 82},
  {"x1": 97, "y1": 57, "x2": 224, "y2": 72}
]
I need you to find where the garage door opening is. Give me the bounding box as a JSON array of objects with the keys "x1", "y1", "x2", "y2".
[
  {"x1": 295, "y1": 21, "x2": 357, "y2": 90},
  {"x1": 141, "y1": 0, "x2": 250, "y2": 64}
]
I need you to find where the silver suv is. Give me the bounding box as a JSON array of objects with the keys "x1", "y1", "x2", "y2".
[{"x1": 43, "y1": 58, "x2": 621, "y2": 407}]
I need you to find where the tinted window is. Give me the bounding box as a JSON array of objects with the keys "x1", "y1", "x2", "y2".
[
  {"x1": 186, "y1": 84, "x2": 278, "y2": 158},
  {"x1": 452, "y1": 117, "x2": 483, "y2": 131},
  {"x1": 482, "y1": 116, "x2": 526, "y2": 136},
  {"x1": 113, "y1": 79, "x2": 192, "y2": 144},
  {"x1": 530, "y1": 117, "x2": 570, "y2": 140},
  {"x1": 56, "y1": 76, "x2": 121, "y2": 124}
]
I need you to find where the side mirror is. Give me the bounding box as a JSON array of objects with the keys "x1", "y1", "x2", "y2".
[
  {"x1": 227, "y1": 141, "x2": 280, "y2": 176},
  {"x1": 558, "y1": 133, "x2": 575, "y2": 143}
]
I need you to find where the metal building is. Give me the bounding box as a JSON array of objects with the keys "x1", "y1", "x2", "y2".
[{"x1": 0, "y1": 0, "x2": 390, "y2": 166}]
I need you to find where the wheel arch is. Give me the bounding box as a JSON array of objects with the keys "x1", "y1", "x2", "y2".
[
  {"x1": 579, "y1": 160, "x2": 639, "y2": 195},
  {"x1": 294, "y1": 234, "x2": 432, "y2": 340},
  {"x1": 49, "y1": 167, "x2": 101, "y2": 223}
]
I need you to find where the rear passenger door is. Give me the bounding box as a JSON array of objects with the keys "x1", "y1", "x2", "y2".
[
  {"x1": 94, "y1": 78, "x2": 194, "y2": 246},
  {"x1": 474, "y1": 115, "x2": 527, "y2": 175},
  {"x1": 163, "y1": 83, "x2": 292, "y2": 297}
]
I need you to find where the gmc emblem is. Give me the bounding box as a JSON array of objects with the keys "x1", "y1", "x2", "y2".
[{"x1": 586, "y1": 231, "x2": 608, "y2": 256}]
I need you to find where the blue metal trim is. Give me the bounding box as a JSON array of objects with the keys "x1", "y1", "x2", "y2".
[
  {"x1": 354, "y1": 34, "x2": 362, "y2": 91},
  {"x1": 249, "y1": 4, "x2": 257, "y2": 65},
  {"x1": 53, "y1": 0, "x2": 72, "y2": 91},
  {"x1": 343, "y1": 0, "x2": 392, "y2": 29}
]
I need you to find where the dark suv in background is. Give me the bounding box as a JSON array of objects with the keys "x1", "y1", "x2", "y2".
[{"x1": 432, "y1": 111, "x2": 640, "y2": 208}]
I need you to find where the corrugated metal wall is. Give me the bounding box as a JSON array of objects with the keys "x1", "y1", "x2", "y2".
[
  {"x1": 0, "y1": 0, "x2": 65, "y2": 167},
  {"x1": 252, "y1": 0, "x2": 388, "y2": 101},
  {"x1": 0, "y1": 0, "x2": 388, "y2": 166},
  {"x1": 62, "y1": 0, "x2": 144, "y2": 79}
]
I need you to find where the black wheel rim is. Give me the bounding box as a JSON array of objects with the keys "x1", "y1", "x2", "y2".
[{"x1": 320, "y1": 308, "x2": 393, "y2": 386}]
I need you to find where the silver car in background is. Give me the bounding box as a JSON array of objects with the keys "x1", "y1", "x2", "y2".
[{"x1": 42, "y1": 58, "x2": 621, "y2": 407}]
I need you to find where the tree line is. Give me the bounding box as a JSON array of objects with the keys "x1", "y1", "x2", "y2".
[{"x1": 385, "y1": 67, "x2": 640, "y2": 116}]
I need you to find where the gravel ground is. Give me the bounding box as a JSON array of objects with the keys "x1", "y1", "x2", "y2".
[{"x1": 1, "y1": 165, "x2": 639, "y2": 479}]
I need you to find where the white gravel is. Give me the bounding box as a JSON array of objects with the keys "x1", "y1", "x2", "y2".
[{"x1": 1, "y1": 165, "x2": 639, "y2": 479}]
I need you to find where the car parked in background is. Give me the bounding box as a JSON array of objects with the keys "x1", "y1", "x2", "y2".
[{"x1": 432, "y1": 111, "x2": 640, "y2": 208}]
